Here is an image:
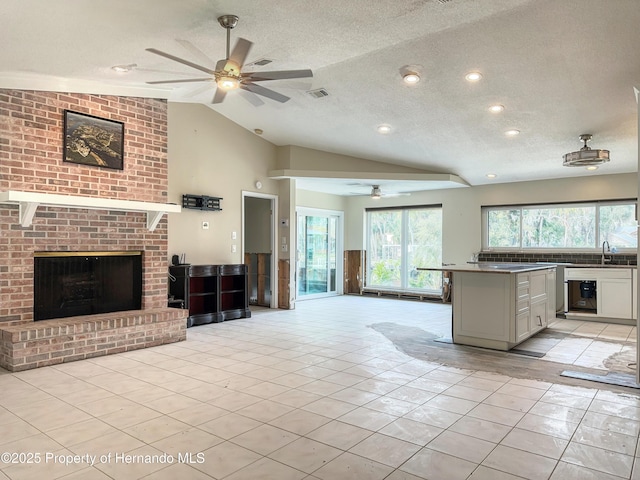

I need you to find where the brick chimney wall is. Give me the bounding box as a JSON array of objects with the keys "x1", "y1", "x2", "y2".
[{"x1": 0, "y1": 89, "x2": 170, "y2": 324}]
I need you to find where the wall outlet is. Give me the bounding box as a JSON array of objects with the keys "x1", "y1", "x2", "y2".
[
  {"x1": 281, "y1": 244, "x2": 288, "y2": 252},
  {"x1": 202, "y1": 221, "x2": 209, "y2": 230},
  {"x1": 231, "y1": 244, "x2": 237, "y2": 253}
]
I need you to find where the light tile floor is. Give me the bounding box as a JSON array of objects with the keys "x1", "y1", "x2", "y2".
[
  {"x1": 521, "y1": 317, "x2": 637, "y2": 372},
  {"x1": 0, "y1": 295, "x2": 639, "y2": 480}
]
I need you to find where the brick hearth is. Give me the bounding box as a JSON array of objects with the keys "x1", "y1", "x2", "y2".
[{"x1": 0, "y1": 308, "x2": 187, "y2": 372}]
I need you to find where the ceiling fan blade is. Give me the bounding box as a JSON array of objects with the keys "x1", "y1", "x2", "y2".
[
  {"x1": 243, "y1": 69, "x2": 313, "y2": 81},
  {"x1": 383, "y1": 193, "x2": 411, "y2": 198},
  {"x1": 238, "y1": 89, "x2": 265, "y2": 107},
  {"x1": 212, "y1": 88, "x2": 227, "y2": 104},
  {"x1": 241, "y1": 83, "x2": 290, "y2": 103},
  {"x1": 146, "y1": 77, "x2": 212, "y2": 85},
  {"x1": 146, "y1": 48, "x2": 216, "y2": 75},
  {"x1": 185, "y1": 84, "x2": 214, "y2": 98},
  {"x1": 225, "y1": 38, "x2": 253, "y2": 74},
  {"x1": 175, "y1": 38, "x2": 217, "y2": 69}
]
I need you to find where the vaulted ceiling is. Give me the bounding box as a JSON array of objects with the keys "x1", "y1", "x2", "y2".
[{"x1": 2, "y1": 0, "x2": 639, "y2": 195}]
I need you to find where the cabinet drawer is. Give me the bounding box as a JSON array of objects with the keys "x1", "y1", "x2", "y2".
[
  {"x1": 517, "y1": 284, "x2": 529, "y2": 298},
  {"x1": 219, "y1": 264, "x2": 247, "y2": 275}
]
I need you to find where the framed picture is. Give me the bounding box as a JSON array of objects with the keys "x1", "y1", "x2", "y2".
[{"x1": 63, "y1": 110, "x2": 124, "y2": 170}]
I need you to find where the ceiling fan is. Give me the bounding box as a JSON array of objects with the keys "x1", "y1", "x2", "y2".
[
  {"x1": 348, "y1": 184, "x2": 411, "y2": 199},
  {"x1": 369, "y1": 185, "x2": 411, "y2": 199},
  {"x1": 145, "y1": 15, "x2": 313, "y2": 105}
]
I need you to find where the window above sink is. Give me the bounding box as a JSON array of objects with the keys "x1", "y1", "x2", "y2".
[{"x1": 482, "y1": 199, "x2": 637, "y2": 253}]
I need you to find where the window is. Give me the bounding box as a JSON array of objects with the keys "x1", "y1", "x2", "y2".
[
  {"x1": 483, "y1": 201, "x2": 637, "y2": 251},
  {"x1": 367, "y1": 206, "x2": 442, "y2": 292}
]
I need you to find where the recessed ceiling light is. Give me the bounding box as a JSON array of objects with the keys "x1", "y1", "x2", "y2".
[
  {"x1": 403, "y1": 73, "x2": 421, "y2": 84},
  {"x1": 465, "y1": 72, "x2": 482, "y2": 82},
  {"x1": 111, "y1": 64, "x2": 137, "y2": 73},
  {"x1": 377, "y1": 124, "x2": 392, "y2": 134},
  {"x1": 585, "y1": 165, "x2": 599, "y2": 171},
  {"x1": 505, "y1": 129, "x2": 520, "y2": 136},
  {"x1": 486, "y1": 173, "x2": 497, "y2": 179},
  {"x1": 489, "y1": 104, "x2": 504, "y2": 113}
]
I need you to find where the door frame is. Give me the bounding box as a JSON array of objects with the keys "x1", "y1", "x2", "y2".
[
  {"x1": 296, "y1": 206, "x2": 344, "y2": 300},
  {"x1": 242, "y1": 191, "x2": 278, "y2": 308}
]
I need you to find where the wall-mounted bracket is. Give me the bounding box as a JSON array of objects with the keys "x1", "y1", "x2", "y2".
[
  {"x1": 182, "y1": 194, "x2": 223, "y2": 211},
  {"x1": 18, "y1": 201, "x2": 40, "y2": 228}
]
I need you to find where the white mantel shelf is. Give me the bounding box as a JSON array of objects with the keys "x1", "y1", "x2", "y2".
[{"x1": 0, "y1": 190, "x2": 181, "y2": 231}]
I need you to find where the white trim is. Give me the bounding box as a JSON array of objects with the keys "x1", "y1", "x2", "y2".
[{"x1": 242, "y1": 191, "x2": 278, "y2": 309}]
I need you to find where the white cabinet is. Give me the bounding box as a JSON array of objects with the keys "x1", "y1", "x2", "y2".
[
  {"x1": 565, "y1": 267, "x2": 634, "y2": 322},
  {"x1": 454, "y1": 268, "x2": 555, "y2": 351},
  {"x1": 599, "y1": 278, "x2": 632, "y2": 319},
  {"x1": 633, "y1": 269, "x2": 637, "y2": 320}
]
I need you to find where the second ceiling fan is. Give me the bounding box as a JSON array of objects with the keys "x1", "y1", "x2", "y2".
[{"x1": 146, "y1": 15, "x2": 313, "y2": 105}]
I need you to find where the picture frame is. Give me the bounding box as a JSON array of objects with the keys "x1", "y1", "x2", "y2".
[{"x1": 63, "y1": 110, "x2": 124, "y2": 170}]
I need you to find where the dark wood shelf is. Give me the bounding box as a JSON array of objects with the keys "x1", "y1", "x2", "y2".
[{"x1": 169, "y1": 264, "x2": 250, "y2": 327}]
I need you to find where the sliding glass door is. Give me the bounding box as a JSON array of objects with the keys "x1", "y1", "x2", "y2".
[
  {"x1": 367, "y1": 206, "x2": 443, "y2": 293},
  {"x1": 297, "y1": 208, "x2": 343, "y2": 299}
]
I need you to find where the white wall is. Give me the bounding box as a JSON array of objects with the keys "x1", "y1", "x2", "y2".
[
  {"x1": 168, "y1": 103, "x2": 279, "y2": 265},
  {"x1": 344, "y1": 173, "x2": 638, "y2": 265},
  {"x1": 297, "y1": 189, "x2": 347, "y2": 212}
]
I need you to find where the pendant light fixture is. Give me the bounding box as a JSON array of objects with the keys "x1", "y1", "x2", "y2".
[{"x1": 563, "y1": 134, "x2": 610, "y2": 167}]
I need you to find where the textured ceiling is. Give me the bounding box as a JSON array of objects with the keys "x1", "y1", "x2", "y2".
[{"x1": 1, "y1": 0, "x2": 639, "y2": 195}]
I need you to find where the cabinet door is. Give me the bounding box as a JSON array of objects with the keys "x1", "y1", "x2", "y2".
[
  {"x1": 599, "y1": 278, "x2": 632, "y2": 319},
  {"x1": 515, "y1": 312, "x2": 530, "y2": 342},
  {"x1": 530, "y1": 300, "x2": 547, "y2": 334}
]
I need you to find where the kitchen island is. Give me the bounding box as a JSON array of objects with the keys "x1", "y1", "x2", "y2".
[{"x1": 419, "y1": 264, "x2": 556, "y2": 351}]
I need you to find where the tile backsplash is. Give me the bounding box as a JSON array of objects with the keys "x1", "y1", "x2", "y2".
[{"x1": 477, "y1": 251, "x2": 637, "y2": 266}]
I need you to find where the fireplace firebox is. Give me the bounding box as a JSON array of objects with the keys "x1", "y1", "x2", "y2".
[{"x1": 34, "y1": 251, "x2": 142, "y2": 321}]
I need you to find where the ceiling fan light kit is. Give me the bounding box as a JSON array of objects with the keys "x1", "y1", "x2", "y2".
[
  {"x1": 563, "y1": 134, "x2": 610, "y2": 167},
  {"x1": 217, "y1": 75, "x2": 240, "y2": 90},
  {"x1": 146, "y1": 15, "x2": 313, "y2": 105}
]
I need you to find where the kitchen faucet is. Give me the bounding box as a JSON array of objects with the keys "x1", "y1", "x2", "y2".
[{"x1": 601, "y1": 240, "x2": 611, "y2": 264}]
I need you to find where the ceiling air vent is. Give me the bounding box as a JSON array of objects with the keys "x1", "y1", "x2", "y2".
[
  {"x1": 437, "y1": 0, "x2": 452, "y2": 3},
  {"x1": 306, "y1": 88, "x2": 329, "y2": 99},
  {"x1": 246, "y1": 58, "x2": 273, "y2": 67}
]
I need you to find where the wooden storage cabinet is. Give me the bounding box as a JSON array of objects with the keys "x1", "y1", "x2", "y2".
[
  {"x1": 169, "y1": 264, "x2": 251, "y2": 327},
  {"x1": 219, "y1": 264, "x2": 252, "y2": 320}
]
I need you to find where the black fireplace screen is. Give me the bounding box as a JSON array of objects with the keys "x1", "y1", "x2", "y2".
[{"x1": 34, "y1": 252, "x2": 142, "y2": 321}]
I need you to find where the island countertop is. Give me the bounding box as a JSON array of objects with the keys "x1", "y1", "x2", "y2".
[{"x1": 417, "y1": 263, "x2": 555, "y2": 274}]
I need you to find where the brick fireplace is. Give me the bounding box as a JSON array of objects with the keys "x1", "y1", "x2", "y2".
[{"x1": 0, "y1": 89, "x2": 187, "y2": 371}]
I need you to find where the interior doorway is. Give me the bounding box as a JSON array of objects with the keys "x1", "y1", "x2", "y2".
[
  {"x1": 296, "y1": 207, "x2": 344, "y2": 300},
  {"x1": 243, "y1": 192, "x2": 278, "y2": 308}
]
